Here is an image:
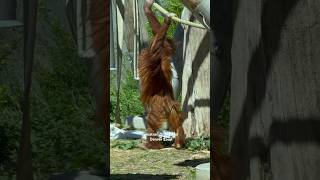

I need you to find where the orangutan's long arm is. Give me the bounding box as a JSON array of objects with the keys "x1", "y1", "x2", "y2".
[
  {"x1": 144, "y1": 1, "x2": 161, "y2": 35},
  {"x1": 150, "y1": 17, "x2": 171, "y2": 52}
]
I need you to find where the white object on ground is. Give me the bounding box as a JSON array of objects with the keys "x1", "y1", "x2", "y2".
[
  {"x1": 110, "y1": 123, "x2": 145, "y2": 140},
  {"x1": 110, "y1": 124, "x2": 176, "y2": 141}
]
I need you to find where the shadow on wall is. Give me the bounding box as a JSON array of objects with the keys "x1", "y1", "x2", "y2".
[
  {"x1": 181, "y1": 32, "x2": 211, "y2": 112},
  {"x1": 249, "y1": 117, "x2": 320, "y2": 158},
  {"x1": 228, "y1": 0, "x2": 317, "y2": 180}
]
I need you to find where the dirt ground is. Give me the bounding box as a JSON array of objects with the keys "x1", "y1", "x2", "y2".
[{"x1": 110, "y1": 140, "x2": 210, "y2": 180}]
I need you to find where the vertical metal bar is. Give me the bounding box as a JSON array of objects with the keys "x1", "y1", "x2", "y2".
[
  {"x1": 110, "y1": 0, "x2": 118, "y2": 70},
  {"x1": 136, "y1": 0, "x2": 140, "y2": 79},
  {"x1": 133, "y1": 0, "x2": 139, "y2": 80},
  {"x1": 114, "y1": 0, "x2": 122, "y2": 126},
  {"x1": 17, "y1": 0, "x2": 38, "y2": 179}
]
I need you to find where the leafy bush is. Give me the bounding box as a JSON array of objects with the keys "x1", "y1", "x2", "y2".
[
  {"x1": 29, "y1": 17, "x2": 106, "y2": 179},
  {"x1": 111, "y1": 140, "x2": 138, "y2": 150},
  {"x1": 110, "y1": 70, "x2": 144, "y2": 125},
  {"x1": 0, "y1": 32, "x2": 23, "y2": 180},
  {"x1": 185, "y1": 137, "x2": 210, "y2": 151},
  {"x1": 0, "y1": 12, "x2": 106, "y2": 179}
]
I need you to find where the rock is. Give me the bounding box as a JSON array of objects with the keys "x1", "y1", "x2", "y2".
[
  {"x1": 49, "y1": 171, "x2": 106, "y2": 180},
  {"x1": 195, "y1": 163, "x2": 210, "y2": 180},
  {"x1": 125, "y1": 116, "x2": 147, "y2": 130}
]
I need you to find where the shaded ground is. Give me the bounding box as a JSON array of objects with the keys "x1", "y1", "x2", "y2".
[{"x1": 110, "y1": 140, "x2": 210, "y2": 180}]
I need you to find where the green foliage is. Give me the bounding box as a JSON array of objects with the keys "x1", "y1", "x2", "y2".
[
  {"x1": 119, "y1": 73, "x2": 144, "y2": 121},
  {"x1": 29, "y1": 17, "x2": 105, "y2": 179},
  {"x1": 0, "y1": 9, "x2": 106, "y2": 179},
  {"x1": 146, "y1": 0, "x2": 184, "y2": 39},
  {"x1": 111, "y1": 140, "x2": 138, "y2": 150},
  {"x1": 110, "y1": 70, "x2": 144, "y2": 124},
  {"x1": 0, "y1": 86, "x2": 14, "y2": 108},
  {"x1": 0, "y1": 38, "x2": 19, "y2": 66},
  {"x1": 189, "y1": 168, "x2": 197, "y2": 179},
  {"x1": 0, "y1": 33, "x2": 22, "y2": 180},
  {"x1": 0, "y1": 85, "x2": 19, "y2": 177},
  {"x1": 185, "y1": 137, "x2": 210, "y2": 151},
  {"x1": 0, "y1": 122, "x2": 19, "y2": 178}
]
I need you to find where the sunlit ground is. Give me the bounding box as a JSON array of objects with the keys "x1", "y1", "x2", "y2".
[{"x1": 110, "y1": 140, "x2": 210, "y2": 180}]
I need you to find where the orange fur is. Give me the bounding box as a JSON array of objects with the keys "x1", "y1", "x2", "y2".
[{"x1": 138, "y1": 18, "x2": 185, "y2": 149}]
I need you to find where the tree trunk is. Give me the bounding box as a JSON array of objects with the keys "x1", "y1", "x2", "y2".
[{"x1": 230, "y1": 0, "x2": 320, "y2": 180}]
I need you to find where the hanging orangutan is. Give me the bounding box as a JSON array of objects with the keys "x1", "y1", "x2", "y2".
[{"x1": 138, "y1": 0, "x2": 185, "y2": 149}]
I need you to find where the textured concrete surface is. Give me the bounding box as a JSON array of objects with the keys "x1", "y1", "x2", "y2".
[{"x1": 196, "y1": 163, "x2": 210, "y2": 180}]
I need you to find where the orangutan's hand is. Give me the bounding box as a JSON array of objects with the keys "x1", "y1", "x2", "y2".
[{"x1": 144, "y1": 0, "x2": 154, "y2": 13}]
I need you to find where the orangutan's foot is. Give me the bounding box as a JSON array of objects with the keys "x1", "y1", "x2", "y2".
[{"x1": 143, "y1": 141, "x2": 164, "y2": 149}]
